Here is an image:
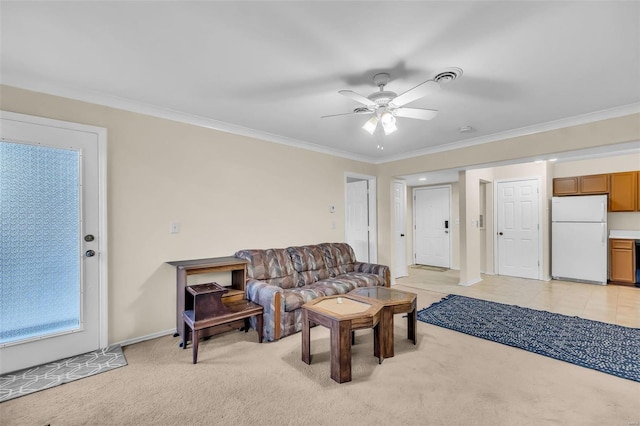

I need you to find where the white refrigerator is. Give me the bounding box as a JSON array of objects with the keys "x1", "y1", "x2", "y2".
[{"x1": 551, "y1": 195, "x2": 608, "y2": 285}]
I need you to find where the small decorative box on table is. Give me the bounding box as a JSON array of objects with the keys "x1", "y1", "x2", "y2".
[{"x1": 182, "y1": 282, "x2": 263, "y2": 364}]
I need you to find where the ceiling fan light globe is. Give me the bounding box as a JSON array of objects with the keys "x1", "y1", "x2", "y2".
[
  {"x1": 363, "y1": 116, "x2": 378, "y2": 135},
  {"x1": 380, "y1": 111, "x2": 396, "y2": 126},
  {"x1": 382, "y1": 120, "x2": 398, "y2": 135}
]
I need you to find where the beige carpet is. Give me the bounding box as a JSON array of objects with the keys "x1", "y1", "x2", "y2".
[{"x1": 1, "y1": 285, "x2": 638, "y2": 425}]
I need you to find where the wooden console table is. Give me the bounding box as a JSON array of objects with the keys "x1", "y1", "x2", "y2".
[{"x1": 167, "y1": 256, "x2": 249, "y2": 343}]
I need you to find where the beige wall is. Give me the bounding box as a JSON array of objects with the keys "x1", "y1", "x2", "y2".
[
  {"x1": 2, "y1": 84, "x2": 639, "y2": 343},
  {"x1": 1, "y1": 85, "x2": 375, "y2": 343}
]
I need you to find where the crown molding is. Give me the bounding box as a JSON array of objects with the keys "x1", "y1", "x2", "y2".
[
  {"x1": 375, "y1": 103, "x2": 640, "y2": 164},
  {"x1": 3, "y1": 75, "x2": 638, "y2": 166},
  {"x1": 1, "y1": 76, "x2": 377, "y2": 164}
]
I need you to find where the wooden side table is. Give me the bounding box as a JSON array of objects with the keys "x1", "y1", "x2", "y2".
[
  {"x1": 167, "y1": 256, "x2": 249, "y2": 343},
  {"x1": 182, "y1": 282, "x2": 263, "y2": 364}
]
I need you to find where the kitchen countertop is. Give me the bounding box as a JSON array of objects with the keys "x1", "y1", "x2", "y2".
[{"x1": 609, "y1": 230, "x2": 640, "y2": 239}]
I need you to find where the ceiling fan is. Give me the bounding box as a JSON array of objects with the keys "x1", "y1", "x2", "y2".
[{"x1": 322, "y1": 68, "x2": 462, "y2": 135}]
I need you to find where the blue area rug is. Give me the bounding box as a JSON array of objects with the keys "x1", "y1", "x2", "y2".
[
  {"x1": 0, "y1": 345, "x2": 127, "y2": 402},
  {"x1": 417, "y1": 295, "x2": 640, "y2": 382}
]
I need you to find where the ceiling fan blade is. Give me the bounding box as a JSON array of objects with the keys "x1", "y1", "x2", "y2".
[
  {"x1": 321, "y1": 110, "x2": 373, "y2": 119},
  {"x1": 394, "y1": 107, "x2": 439, "y2": 121},
  {"x1": 338, "y1": 90, "x2": 376, "y2": 107},
  {"x1": 390, "y1": 80, "x2": 440, "y2": 107}
]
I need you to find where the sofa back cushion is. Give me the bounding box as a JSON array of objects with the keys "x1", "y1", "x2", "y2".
[
  {"x1": 286, "y1": 245, "x2": 330, "y2": 286},
  {"x1": 319, "y1": 243, "x2": 356, "y2": 276},
  {"x1": 234, "y1": 248, "x2": 298, "y2": 289}
]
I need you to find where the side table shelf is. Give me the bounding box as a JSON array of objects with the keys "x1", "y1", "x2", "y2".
[
  {"x1": 167, "y1": 256, "x2": 249, "y2": 344},
  {"x1": 182, "y1": 282, "x2": 263, "y2": 364}
]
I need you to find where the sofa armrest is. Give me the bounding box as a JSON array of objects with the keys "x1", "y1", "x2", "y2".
[
  {"x1": 245, "y1": 278, "x2": 284, "y2": 341},
  {"x1": 354, "y1": 262, "x2": 391, "y2": 287}
]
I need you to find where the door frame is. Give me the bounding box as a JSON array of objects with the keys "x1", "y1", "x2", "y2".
[
  {"x1": 412, "y1": 185, "x2": 452, "y2": 268},
  {"x1": 493, "y1": 176, "x2": 542, "y2": 280},
  {"x1": 1, "y1": 110, "x2": 109, "y2": 350},
  {"x1": 344, "y1": 172, "x2": 377, "y2": 263},
  {"x1": 394, "y1": 180, "x2": 408, "y2": 278}
]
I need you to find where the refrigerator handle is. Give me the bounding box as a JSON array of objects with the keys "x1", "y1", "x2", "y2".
[
  {"x1": 601, "y1": 202, "x2": 606, "y2": 222},
  {"x1": 601, "y1": 223, "x2": 606, "y2": 244}
]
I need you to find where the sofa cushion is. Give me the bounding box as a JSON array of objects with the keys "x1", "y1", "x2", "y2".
[
  {"x1": 319, "y1": 243, "x2": 356, "y2": 276},
  {"x1": 282, "y1": 277, "x2": 367, "y2": 312},
  {"x1": 235, "y1": 249, "x2": 298, "y2": 289},
  {"x1": 287, "y1": 245, "x2": 330, "y2": 286},
  {"x1": 336, "y1": 272, "x2": 387, "y2": 288},
  {"x1": 282, "y1": 284, "x2": 338, "y2": 312}
]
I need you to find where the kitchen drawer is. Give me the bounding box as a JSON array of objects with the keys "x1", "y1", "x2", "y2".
[{"x1": 610, "y1": 239, "x2": 634, "y2": 250}]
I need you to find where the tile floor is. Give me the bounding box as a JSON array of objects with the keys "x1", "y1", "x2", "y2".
[{"x1": 396, "y1": 267, "x2": 640, "y2": 328}]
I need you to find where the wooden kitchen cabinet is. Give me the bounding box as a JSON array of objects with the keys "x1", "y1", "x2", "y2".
[
  {"x1": 637, "y1": 172, "x2": 640, "y2": 211},
  {"x1": 609, "y1": 172, "x2": 637, "y2": 212},
  {"x1": 579, "y1": 174, "x2": 609, "y2": 194},
  {"x1": 553, "y1": 177, "x2": 579, "y2": 195},
  {"x1": 609, "y1": 239, "x2": 635, "y2": 284},
  {"x1": 552, "y1": 174, "x2": 609, "y2": 196}
]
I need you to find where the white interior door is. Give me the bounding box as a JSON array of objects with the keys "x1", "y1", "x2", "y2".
[
  {"x1": 496, "y1": 179, "x2": 540, "y2": 280},
  {"x1": 394, "y1": 181, "x2": 408, "y2": 278},
  {"x1": 414, "y1": 186, "x2": 450, "y2": 268},
  {"x1": 346, "y1": 180, "x2": 369, "y2": 262},
  {"x1": 0, "y1": 112, "x2": 105, "y2": 374}
]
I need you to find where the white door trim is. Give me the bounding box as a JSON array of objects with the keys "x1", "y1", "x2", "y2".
[
  {"x1": 493, "y1": 176, "x2": 542, "y2": 280},
  {"x1": 1, "y1": 110, "x2": 108, "y2": 349},
  {"x1": 344, "y1": 172, "x2": 377, "y2": 263}
]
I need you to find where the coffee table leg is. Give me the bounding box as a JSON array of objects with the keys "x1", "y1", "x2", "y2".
[
  {"x1": 408, "y1": 307, "x2": 416, "y2": 345},
  {"x1": 302, "y1": 309, "x2": 311, "y2": 364},
  {"x1": 381, "y1": 308, "x2": 394, "y2": 359},
  {"x1": 331, "y1": 320, "x2": 352, "y2": 383}
]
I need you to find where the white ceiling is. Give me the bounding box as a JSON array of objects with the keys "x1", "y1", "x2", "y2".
[{"x1": 2, "y1": 1, "x2": 639, "y2": 163}]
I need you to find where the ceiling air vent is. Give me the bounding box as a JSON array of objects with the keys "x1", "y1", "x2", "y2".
[{"x1": 434, "y1": 67, "x2": 463, "y2": 84}]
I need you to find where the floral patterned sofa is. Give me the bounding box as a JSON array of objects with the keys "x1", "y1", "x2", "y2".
[{"x1": 235, "y1": 243, "x2": 390, "y2": 342}]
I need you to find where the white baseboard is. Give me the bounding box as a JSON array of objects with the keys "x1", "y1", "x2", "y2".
[
  {"x1": 113, "y1": 328, "x2": 176, "y2": 348},
  {"x1": 458, "y1": 277, "x2": 483, "y2": 287}
]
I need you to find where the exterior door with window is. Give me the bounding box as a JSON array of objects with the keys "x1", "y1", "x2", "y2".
[{"x1": 0, "y1": 112, "x2": 105, "y2": 374}]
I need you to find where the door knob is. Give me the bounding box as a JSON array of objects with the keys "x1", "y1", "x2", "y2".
[
  {"x1": 84, "y1": 234, "x2": 95, "y2": 242},
  {"x1": 498, "y1": 232, "x2": 503, "y2": 236},
  {"x1": 85, "y1": 250, "x2": 96, "y2": 257},
  {"x1": 400, "y1": 234, "x2": 405, "y2": 237}
]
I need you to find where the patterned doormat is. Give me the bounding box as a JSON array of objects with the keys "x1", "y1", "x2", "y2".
[
  {"x1": 0, "y1": 345, "x2": 127, "y2": 402},
  {"x1": 411, "y1": 264, "x2": 448, "y2": 272},
  {"x1": 418, "y1": 295, "x2": 640, "y2": 382}
]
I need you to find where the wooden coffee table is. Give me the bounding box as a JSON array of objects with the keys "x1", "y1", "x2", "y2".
[
  {"x1": 348, "y1": 286, "x2": 417, "y2": 359},
  {"x1": 301, "y1": 295, "x2": 383, "y2": 383}
]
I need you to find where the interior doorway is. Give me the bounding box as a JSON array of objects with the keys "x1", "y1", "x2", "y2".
[
  {"x1": 345, "y1": 173, "x2": 377, "y2": 263},
  {"x1": 495, "y1": 178, "x2": 541, "y2": 279},
  {"x1": 413, "y1": 186, "x2": 451, "y2": 268}
]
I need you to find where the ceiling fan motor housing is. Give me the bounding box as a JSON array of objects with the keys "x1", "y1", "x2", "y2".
[{"x1": 368, "y1": 90, "x2": 398, "y2": 106}]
